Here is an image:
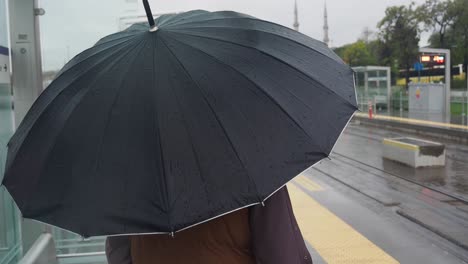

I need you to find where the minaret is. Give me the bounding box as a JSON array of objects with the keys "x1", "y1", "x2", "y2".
[
  {"x1": 293, "y1": 0, "x2": 299, "y2": 32},
  {"x1": 323, "y1": 1, "x2": 330, "y2": 46}
]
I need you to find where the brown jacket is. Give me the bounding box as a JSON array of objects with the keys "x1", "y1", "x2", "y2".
[
  {"x1": 106, "y1": 187, "x2": 312, "y2": 264},
  {"x1": 131, "y1": 208, "x2": 254, "y2": 264}
]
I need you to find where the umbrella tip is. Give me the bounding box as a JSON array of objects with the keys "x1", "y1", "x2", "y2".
[{"x1": 149, "y1": 26, "x2": 159, "y2": 32}]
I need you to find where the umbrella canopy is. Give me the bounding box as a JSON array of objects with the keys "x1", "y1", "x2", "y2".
[{"x1": 2, "y1": 6, "x2": 357, "y2": 237}]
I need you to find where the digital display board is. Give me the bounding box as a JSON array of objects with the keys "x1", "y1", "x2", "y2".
[{"x1": 420, "y1": 54, "x2": 445, "y2": 66}]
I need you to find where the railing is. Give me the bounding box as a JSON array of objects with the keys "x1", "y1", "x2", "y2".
[
  {"x1": 357, "y1": 87, "x2": 468, "y2": 125},
  {"x1": 57, "y1": 252, "x2": 106, "y2": 264},
  {"x1": 0, "y1": 244, "x2": 21, "y2": 264},
  {"x1": 18, "y1": 233, "x2": 57, "y2": 264},
  {"x1": 0, "y1": 88, "x2": 22, "y2": 264},
  {"x1": 17, "y1": 234, "x2": 107, "y2": 264}
]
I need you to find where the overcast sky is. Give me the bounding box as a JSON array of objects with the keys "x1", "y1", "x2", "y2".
[{"x1": 39, "y1": 0, "x2": 428, "y2": 71}]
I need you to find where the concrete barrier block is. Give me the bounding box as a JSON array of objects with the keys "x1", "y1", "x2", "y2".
[{"x1": 382, "y1": 137, "x2": 445, "y2": 168}]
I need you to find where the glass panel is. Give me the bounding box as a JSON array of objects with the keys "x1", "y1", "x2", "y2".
[
  {"x1": 0, "y1": 78, "x2": 22, "y2": 264},
  {"x1": 38, "y1": 0, "x2": 141, "y2": 259},
  {"x1": 1, "y1": 0, "x2": 22, "y2": 262},
  {"x1": 58, "y1": 254, "x2": 107, "y2": 264},
  {"x1": 52, "y1": 230, "x2": 106, "y2": 256}
]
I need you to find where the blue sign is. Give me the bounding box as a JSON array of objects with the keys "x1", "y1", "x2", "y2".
[{"x1": 414, "y1": 62, "x2": 424, "y2": 71}]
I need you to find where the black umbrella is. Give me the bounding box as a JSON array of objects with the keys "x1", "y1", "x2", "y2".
[{"x1": 2, "y1": 1, "x2": 357, "y2": 237}]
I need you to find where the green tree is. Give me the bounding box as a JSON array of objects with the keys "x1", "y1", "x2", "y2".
[
  {"x1": 428, "y1": 29, "x2": 464, "y2": 65},
  {"x1": 342, "y1": 40, "x2": 376, "y2": 66},
  {"x1": 378, "y1": 4, "x2": 421, "y2": 88},
  {"x1": 333, "y1": 43, "x2": 352, "y2": 60},
  {"x1": 416, "y1": 0, "x2": 455, "y2": 48},
  {"x1": 451, "y1": 0, "x2": 468, "y2": 83}
]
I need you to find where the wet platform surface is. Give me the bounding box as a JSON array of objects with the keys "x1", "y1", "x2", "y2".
[
  {"x1": 337, "y1": 123, "x2": 468, "y2": 200},
  {"x1": 290, "y1": 172, "x2": 467, "y2": 263},
  {"x1": 288, "y1": 123, "x2": 468, "y2": 263}
]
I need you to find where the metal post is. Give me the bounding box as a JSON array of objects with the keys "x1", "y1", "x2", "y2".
[
  {"x1": 9, "y1": 0, "x2": 44, "y2": 125},
  {"x1": 462, "y1": 91, "x2": 466, "y2": 126},
  {"x1": 387, "y1": 68, "x2": 391, "y2": 115},
  {"x1": 364, "y1": 71, "x2": 369, "y2": 101},
  {"x1": 462, "y1": 86, "x2": 468, "y2": 125},
  {"x1": 9, "y1": 0, "x2": 48, "y2": 252},
  {"x1": 446, "y1": 50, "x2": 451, "y2": 123},
  {"x1": 400, "y1": 90, "x2": 403, "y2": 117},
  {"x1": 465, "y1": 78, "x2": 468, "y2": 125},
  {"x1": 418, "y1": 56, "x2": 422, "y2": 83},
  {"x1": 373, "y1": 98, "x2": 377, "y2": 115}
]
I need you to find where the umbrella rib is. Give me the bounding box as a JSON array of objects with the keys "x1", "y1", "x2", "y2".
[
  {"x1": 164, "y1": 108, "x2": 212, "y2": 223},
  {"x1": 56, "y1": 35, "x2": 141, "y2": 84},
  {"x1": 164, "y1": 16, "x2": 260, "y2": 29},
  {"x1": 157, "y1": 10, "x2": 210, "y2": 28},
  {"x1": 155, "y1": 12, "x2": 181, "y2": 27},
  {"x1": 19, "y1": 38, "x2": 144, "y2": 218},
  {"x1": 162, "y1": 13, "x2": 342, "y2": 66},
  {"x1": 161, "y1": 11, "x2": 253, "y2": 28},
  {"x1": 164, "y1": 16, "x2": 341, "y2": 61},
  {"x1": 93, "y1": 31, "x2": 143, "y2": 47},
  {"x1": 163, "y1": 35, "x2": 329, "y2": 155},
  {"x1": 153, "y1": 38, "x2": 212, "y2": 220},
  {"x1": 151, "y1": 36, "x2": 173, "y2": 231},
  {"x1": 6, "y1": 37, "x2": 140, "y2": 167},
  {"x1": 89, "y1": 38, "x2": 151, "y2": 234},
  {"x1": 165, "y1": 25, "x2": 344, "y2": 65},
  {"x1": 159, "y1": 37, "x2": 264, "y2": 204},
  {"x1": 165, "y1": 30, "x2": 356, "y2": 109},
  {"x1": 164, "y1": 102, "x2": 211, "y2": 216},
  {"x1": 6, "y1": 37, "x2": 141, "y2": 170}
]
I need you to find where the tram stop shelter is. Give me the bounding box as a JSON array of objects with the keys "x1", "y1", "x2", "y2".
[{"x1": 352, "y1": 66, "x2": 391, "y2": 113}]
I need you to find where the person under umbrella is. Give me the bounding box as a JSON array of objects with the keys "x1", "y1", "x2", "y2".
[
  {"x1": 1, "y1": 1, "x2": 357, "y2": 263},
  {"x1": 106, "y1": 187, "x2": 311, "y2": 264}
]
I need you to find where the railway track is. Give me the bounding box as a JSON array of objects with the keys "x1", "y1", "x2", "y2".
[
  {"x1": 330, "y1": 151, "x2": 468, "y2": 205},
  {"x1": 343, "y1": 129, "x2": 468, "y2": 163}
]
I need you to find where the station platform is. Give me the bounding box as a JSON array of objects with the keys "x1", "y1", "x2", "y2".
[
  {"x1": 354, "y1": 113, "x2": 468, "y2": 144},
  {"x1": 289, "y1": 171, "x2": 467, "y2": 264},
  {"x1": 355, "y1": 112, "x2": 468, "y2": 131},
  {"x1": 289, "y1": 121, "x2": 468, "y2": 264}
]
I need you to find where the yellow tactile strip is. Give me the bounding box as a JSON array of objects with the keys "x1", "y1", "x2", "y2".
[
  {"x1": 288, "y1": 182, "x2": 399, "y2": 264},
  {"x1": 355, "y1": 112, "x2": 468, "y2": 131},
  {"x1": 382, "y1": 138, "x2": 419, "y2": 151},
  {"x1": 294, "y1": 174, "x2": 324, "y2": 192}
]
